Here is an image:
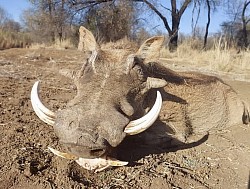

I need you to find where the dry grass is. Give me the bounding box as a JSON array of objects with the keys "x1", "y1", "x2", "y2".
[
  {"x1": 160, "y1": 39, "x2": 250, "y2": 81},
  {"x1": 101, "y1": 37, "x2": 138, "y2": 50},
  {"x1": 29, "y1": 38, "x2": 75, "y2": 50},
  {"x1": 53, "y1": 38, "x2": 75, "y2": 49},
  {"x1": 29, "y1": 43, "x2": 47, "y2": 49},
  {"x1": 0, "y1": 29, "x2": 31, "y2": 50}
]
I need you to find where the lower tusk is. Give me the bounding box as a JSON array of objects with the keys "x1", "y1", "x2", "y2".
[
  {"x1": 31, "y1": 81, "x2": 56, "y2": 126},
  {"x1": 76, "y1": 157, "x2": 128, "y2": 173},
  {"x1": 48, "y1": 147, "x2": 128, "y2": 172},
  {"x1": 48, "y1": 147, "x2": 77, "y2": 160},
  {"x1": 124, "y1": 90, "x2": 162, "y2": 135}
]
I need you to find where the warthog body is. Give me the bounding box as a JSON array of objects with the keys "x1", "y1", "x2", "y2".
[
  {"x1": 31, "y1": 26, "x2": 249, "y2": 161},
  {"x1": 141, "y1": 71, "x2": 249, "y2": 145}
]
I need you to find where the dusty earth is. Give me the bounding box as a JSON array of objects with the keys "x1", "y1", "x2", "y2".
[{"x1": 0, "y1": 48, "x2": 250, "y2": 189}]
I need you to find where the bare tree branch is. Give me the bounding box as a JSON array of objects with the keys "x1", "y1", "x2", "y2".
[
  {"x1": 134, "y1": 0, "x2": 171, "y2": 34},
  {"x1": 135, "y1": 0, "x2": 191, "y2": 51},
  {"x1": 160, "y1": 3, "x2": 172, "y2": 13},
  {"x1": 241, "y1": 0, "x2": 250, "y2": 49},
  {"x1": 69, "y1": 0, "x2": 114, "y2": 10},
  {"x1": 171, "y1": 0, "x2": 176, "y2": 16},
  {"x1": 179, "y1": 0, "x2": 192, "y2": 17},
  {"x1": 191, "y1": 0, "x2": 201, "y2": 37},
  {"x1": 246, "y1": 18, "x2": 250, "y2": 24},
  {"x1": 242, "y1": 0, "x2": 250, "y2": 25}
]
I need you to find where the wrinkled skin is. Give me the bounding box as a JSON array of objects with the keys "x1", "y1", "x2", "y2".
[
  {"x1": 33, "y1": 26, "x2": 249, "y2": 159},
  {"x1": 55, "y1": 57, "x2": 150, "y2": 158},
  {"x1": 51, "y1": 27, "x2": 172, "y2": 158}
]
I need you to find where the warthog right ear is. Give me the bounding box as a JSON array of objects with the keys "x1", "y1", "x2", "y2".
[{"x1": 137, "y1": 36, "x2": 165, "y2": 63}]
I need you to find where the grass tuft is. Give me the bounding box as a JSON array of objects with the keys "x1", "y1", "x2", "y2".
[
  {"x1": 0, "y1": 29, "x2": 31, "y2": 50},
  {"x1": 160, "y1": 38, "x2": 250, "y2": 81}
]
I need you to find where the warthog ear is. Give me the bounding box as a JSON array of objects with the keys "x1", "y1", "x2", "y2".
[
  {"x1": 78, "y1": 26, "x2": 98, "y2": 52},
  {"x1": 78, "y1": 26, "x2": 99, "y2": 74},
  {"x1": 137, "y1": 36, "x2": 165, "y2": 63},
  {"x1": 136, "y1": 35, "x2": 184, "y2": 84}
]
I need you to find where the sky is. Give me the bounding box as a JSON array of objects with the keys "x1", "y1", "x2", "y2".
[
  {"x1": 143, "y1": 1, "x2": 227, "y2": 35},
  {"x1": 0, "y1": 0, "x2": 31, "y2": 23},
  {"x1": 0, "y1": 0, "x2": 227, "y2": 35}
]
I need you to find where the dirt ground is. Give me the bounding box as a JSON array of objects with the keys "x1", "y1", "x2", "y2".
[{"x1": 0, "y1": 48, "x2": 250, "y2": 189}]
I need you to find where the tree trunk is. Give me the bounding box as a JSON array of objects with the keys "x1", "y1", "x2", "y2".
[
  {"x1": 242, "y1": 25, "x2": 248, "y2": 49},
  {"x1": 169, "y1": 33, "x2": 178, "y2": 52},
  {"x1": 136, "y1": 0, "x2": 191, "y2": 52},
  {"x1": 169, "y1": 0, "x2": 180, "y2": 52},
  {"x1": 241, "y1": 0, "x2": 250, "y2": 50},
  {"x1": 169, "y1": 25, "x2": 179, "y2": 52},
  {"x1": 203, "y1": 0, "x2": 211, "y2": 50}
]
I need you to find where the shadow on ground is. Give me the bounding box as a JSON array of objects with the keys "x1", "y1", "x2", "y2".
[{"x1": 115, "y1": 124, "x2": 209, "y2": 163}]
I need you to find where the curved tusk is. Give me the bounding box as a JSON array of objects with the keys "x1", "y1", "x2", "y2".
[
  {"x1": 48, "y1": 147, "x2": 128, "y2": 172},
  {"x1": 124, "y1": 90, "x2": 162, "y2": 135},
  {"x1": 76, "y1": 157, "x2": 128, "y2": 172},
  {"x1": 31, "y1": 81, "x2": 56, "y2": 126},
  {"x1": 48, "y1": 147, "x2": 77, "y2": 160}
]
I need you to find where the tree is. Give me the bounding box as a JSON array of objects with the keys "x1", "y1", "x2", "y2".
[
  {"x1": 0, "y1": 6, "x2": 8, "y2": 26},
  {"x1": 23, "y1": 0, "x2": 73, "y2": 43},
  {"x1": 224, "y1": 0, "x2": 250, "y2": 49},
  {"x1": 191, "y1": 0, "x2": 201, "y2": 38},
  {"x1": 67, "y1": 0, "x2": 138, "y2": 42},
  {"x1": 241, "y1": 0, "x2": 250, "y2": 49},
  {"x1": 203, "y1": 0, "x2": 211, "y2": 49},
  {"x1": 220, "y1": 21, "x2": 241, "y2": 47},
  {"x1": 0, "y1": 6, "x2": 21, "y2": 32},
  {"x1": 68, "y1": 0, "x2": 193, "y2": 50},
  {"x1": 203, "y1": 0, "x2": 220, "y2": 49},
  {"x1": 24, "y1": 0, "x2": 140, "y2": 43},
  {"x1": 191, "y1": 0, "x2": 219, "y2": 49},
  {"x1": 134, "y1": 0, "x2": 192, "y2": 51},
  {"x1": 3, "y1": 20, "x2": 21, "y2": 32},
  {"x1": 76, "y1": 1, "x2": 139, "y2": 42}
]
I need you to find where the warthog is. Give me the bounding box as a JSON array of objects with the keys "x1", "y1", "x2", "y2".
[{"x1": 31, "y1": 26, "x2": 249, "y2": 171}]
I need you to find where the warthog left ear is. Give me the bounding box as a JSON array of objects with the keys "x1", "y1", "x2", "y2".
[
  {"x1": 78, "y1": 26, "x2": 99, "y2": 74},
  {"x1": 136, "y1": 36, "x2": 165, "y2": 63},
  {"x1": 78, "y1": 26, "x2": 98, "y2": 52}
]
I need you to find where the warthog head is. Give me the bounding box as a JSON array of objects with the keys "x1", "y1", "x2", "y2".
[{"x1": 31, "y1": 27, "x2": 183, "y2": 160}]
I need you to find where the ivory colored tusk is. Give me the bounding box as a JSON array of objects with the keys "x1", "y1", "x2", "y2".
[
  {"x1": 76, "y1": 157, "x2": 128, "y2": 173},
  {"x1": 31, "y1": 81, "x2": 56, "y2": 126},
  {"x1": 48, "y1": 147, "x2": 128, "y2": 172},
  {"x1": 48, "y1": 146, "x2": 77, "y2": 160},
  {"x1": 124, "y1": 91, "x2": 162, "y2": 135}
]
